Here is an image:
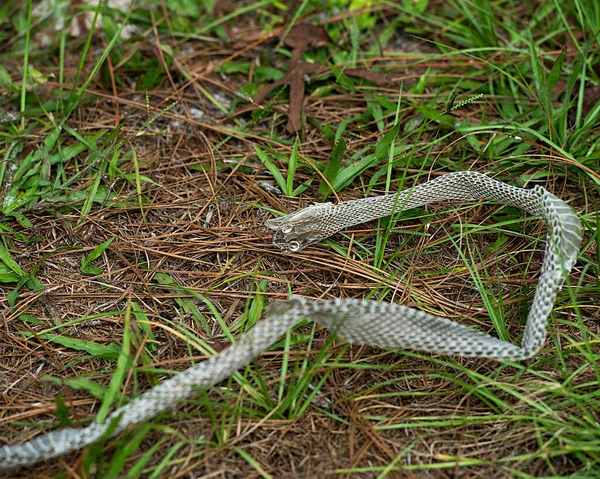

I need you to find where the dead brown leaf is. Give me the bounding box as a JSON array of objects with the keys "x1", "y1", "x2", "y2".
[
  {"x1": 254, "y1": 24, "x2": 330, "y2": 133},
  {"x1": 283, "y1": 24, "x2": 331, "y2": 50},
  {"x1": 344, "y1": 68, "x2": 394, "y2": 85},
  {"x1": 254, "y1": 24, "x2": 396, "y2": 133}
]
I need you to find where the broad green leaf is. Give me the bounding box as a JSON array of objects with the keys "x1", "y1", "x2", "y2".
[
  {"x1": 367, "y1": 101, "x2": 384, "y2": 132},
  {"x1": 14, "y1": 128, "x2": 60, "y2": 183},
  {"x1": 121, "y1": 173, "x2": 158, "y2": 185},
  {"x1": 81, "y1": 172, "x2": 103, "y2": 218},
  {"x1": 54, "y1": 393, "x2": 72, "y2": 427},
  {"x1": 80, "y1": 264, "x2": 104, "y2": 275},
  {"x1": 528, "y1": 38, "x2": 547, "y2": 109},
  {"x1": 254, "y1": 66, "x2": 285, "y2": 83},
  {"x1": 332, "y1": 153, "x2": 378, "y2": 191},
  {"x1": 0, "y1": 65, "x2": 18, "y2": 92},
  {"x1": 412, "y1": 105, "x2": 454, "y2": 128},
  {"x1": 330, "y1": 63, "x2": 355, "y2": 90},
  {"x1": 255, "y1": 145, "x2": 286, "y2": 193},
  {"x1": 20, "y1": 333, "x2": 121, "y2": 360},
  {"x1": 49, "y1": 131, "x2": 104, "y2": 166},
  {"x1": 287, "y1": 137, "x2": 299, "y2": 196},
  {"x1": 292, "y1": 184, "x2": 310, "y2": 196},
  {"x1": 8, "y1": 276, "x2": 28, "y2": 306},
  {"x1": 247, "y1": 279, "x2": 268, "y2": 330},
  {"x1": 17, "y1": 313, "x2": 43, "y2": 324},
  {"x1": 0, "y1": 268, "x2": 21, "y2": 282},
  {"x1": 0, "y1": 243, "x2": 26, "y2": 277},
  {"x1": 80, "y1": 237, "x2": 115, "y2": 273},
  {"x1": 375, "y1": 123, "x2": 401, "y2": 162},
  {"x1": 97, "y1": 304, "x2": 132, "y2": 424},
  {"x1": 319, "y1": 137, "x2": 346, "y2": 199},
  {"x1": 44, "y1": 375, "x2": 107, "y2": 400},
  {"x1": 547, "y1": 47, "x2": 567, "y2": 95},
  {"x1": 373, "y1": 94, "x2": 396, "y2": 110},
  {"x1": 131, "y1": 302, "x2": 156, "y2": 351},
  {"x1": 216, "y1": 61, "x2": 251, "y2": 74}
]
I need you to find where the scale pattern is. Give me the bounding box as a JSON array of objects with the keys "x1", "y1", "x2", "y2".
[{"x1": 0, "y1": 172, "x2": 582, "y2": 469}]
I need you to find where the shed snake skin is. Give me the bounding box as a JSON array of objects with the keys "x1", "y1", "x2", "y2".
[{"x1": 0, "y1": 171, "x2": 582, "y2": 469}]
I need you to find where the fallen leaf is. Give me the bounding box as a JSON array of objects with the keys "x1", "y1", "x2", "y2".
[
  {"x1": 254, "y1": 24, "x2": 396, "y2": 133},
  {"x1": 283, "y1": 24, "x2": 331, "y2": 50},
  {"x1": 344, "y1": 68, "x2": 394, "y2": 85},
  {"x1": 254, "y1": 24, "x2": 330, "y2": 133}
]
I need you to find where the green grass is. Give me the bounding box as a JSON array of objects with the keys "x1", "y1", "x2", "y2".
[{"x1": 0, "y1": 0, "x2": 599, "y2": 477}]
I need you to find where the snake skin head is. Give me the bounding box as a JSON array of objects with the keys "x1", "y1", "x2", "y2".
[{"x1": 265, "y1": 204, "x2": 330, "y2": 253}]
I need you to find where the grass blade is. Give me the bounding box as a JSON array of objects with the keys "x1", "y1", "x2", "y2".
[
  {"x1": 287, "y1": 136, "x2": 299, "y2": 196},
  {"x1": 319, "y1": 137, "x2": 346, "y2": 199},
  {"x1": 97, "y1": 300, "x2": 132, "y2": 424}
]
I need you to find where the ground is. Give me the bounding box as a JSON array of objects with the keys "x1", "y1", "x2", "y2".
[{"x1": 0, "y1": 1, "x2": 599, "y2": 478}]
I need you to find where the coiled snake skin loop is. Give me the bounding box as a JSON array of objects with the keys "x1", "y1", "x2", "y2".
[{"x1": 0, "y1": 172, "x2": 582, "y2": 469}]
